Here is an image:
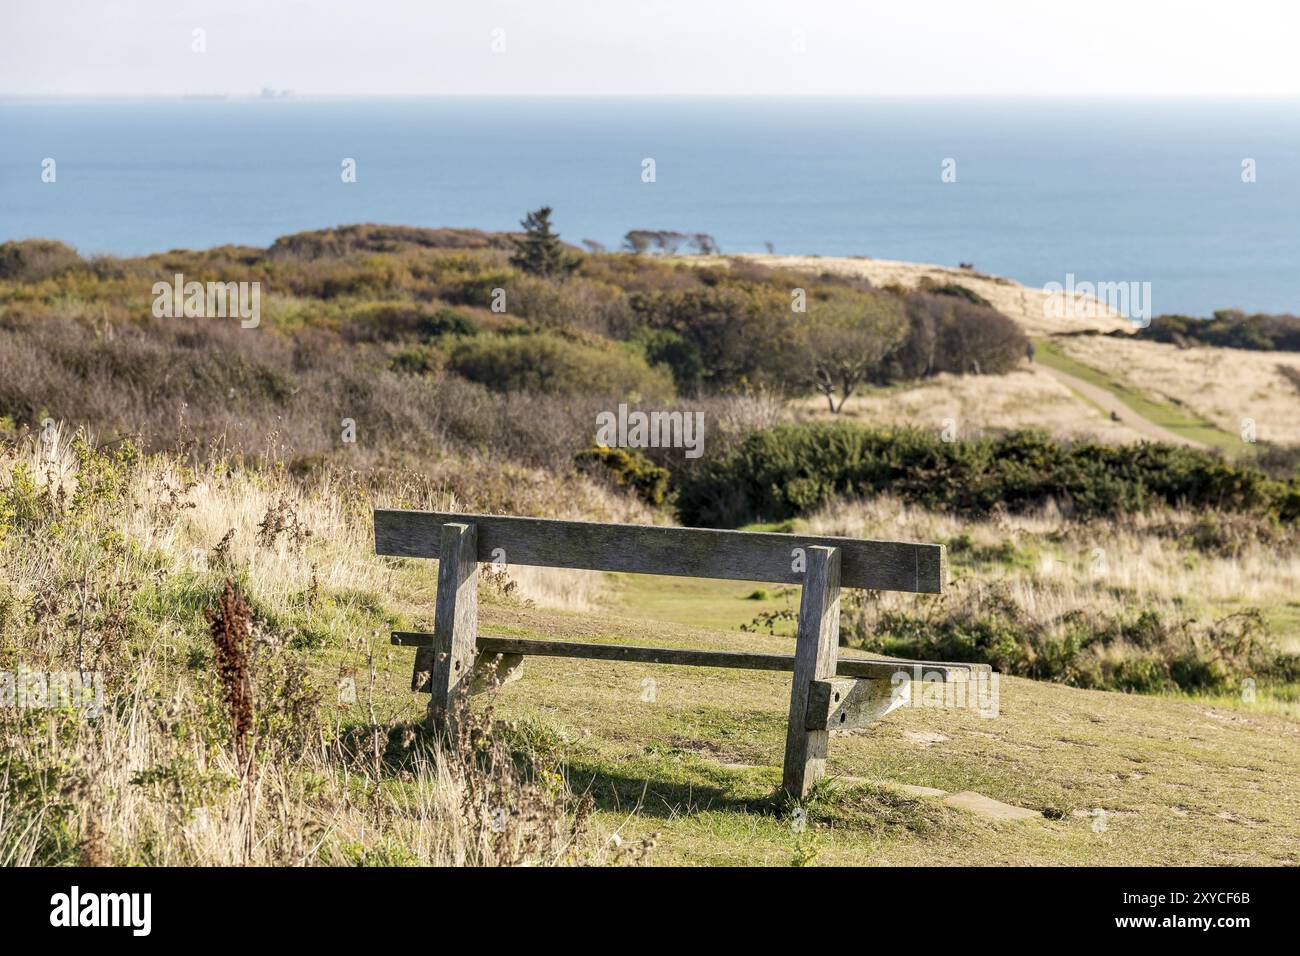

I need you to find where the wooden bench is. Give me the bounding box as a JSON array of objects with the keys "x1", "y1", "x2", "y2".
[{"x1": 375, "y1": 510, "x2": 986, "y2": 798}]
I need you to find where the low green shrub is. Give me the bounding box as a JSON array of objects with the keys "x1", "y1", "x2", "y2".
[
  {"x1": 917, "y1": 278, "x2": 992, "y2": 307},
  {"x1": 344, "y1": 302, "x2": 479, "y2": 342},
  {"x1": 676, "y1": 423, "x2": 1298, "y2": 527},
  {"x1": 1132, "y1": 310, "x2": 1300, "y2": 352},
  {"x1": 449, "y1": 332, "x2": 673, "y2": 399},
  {"x1": 574, "y1": 445, "x2": 670, "y2": 507},
  {"x1": 389, "y1": 344, "x2": 445, "y2": 375},
  {"x1": 0, "y1": 240, "x2": 82, "y2": 282}
]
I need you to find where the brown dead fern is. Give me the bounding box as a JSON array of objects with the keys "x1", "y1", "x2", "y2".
[{"x1": 207, "y1": 577, "x2": 254, "y2": 776}]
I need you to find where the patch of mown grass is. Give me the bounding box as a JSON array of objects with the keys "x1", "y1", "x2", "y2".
[
  {"x1": 369, "y1": 595, "x2": 1300, "y2": 865},
  {"x1": 1034, "y1": 338, "x2": 1238, "y2": 451},
  {"x1": 607, "y1": 572, "x2": 799, "y2": 634},
  {"x1": 803, "y1": 780, "x2": 959, "y2": 837}
]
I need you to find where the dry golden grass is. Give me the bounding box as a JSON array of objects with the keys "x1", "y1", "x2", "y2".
[
  {"x1": 1058, "y1": 335, "x2": 1300, "y2": 446},
  {"x1": 0, "y1": 428, "x2": 646, "y2": 866},
  {"x1": 804, "y1": 495, "x2": 1300, "y2": 673},
  {"x1": 686, "y1": 254, "x2": 1133, "y2": 336},
  {"x1": 505, "y1": 566, "x2": 609, "y2": 611},
  {"x1": 0, "y1": 663, "x2": 589, "y2": 867},
  {"x1": 788, "y1": 368, "x2": 1138, "y2": 442}
]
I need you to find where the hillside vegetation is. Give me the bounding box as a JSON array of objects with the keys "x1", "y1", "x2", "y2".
[
  {"x1": 2, "y1": 221, "x2": 1297, "y2": 866},
  {"x1": 3, "y1": 430, "x2": 1296, "y2": 866}
]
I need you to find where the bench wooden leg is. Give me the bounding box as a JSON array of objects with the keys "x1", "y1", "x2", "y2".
[
  {"x1": 782, "y1": 545, "x2": 841, "y2": 799},
  {"x1": 428, "y1": 522, "x2": 479, "y2": 729}
]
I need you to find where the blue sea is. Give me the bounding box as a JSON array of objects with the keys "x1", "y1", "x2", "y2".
[{"x1": 2, "y1": 96, "x2": 1298, "y2": 316}]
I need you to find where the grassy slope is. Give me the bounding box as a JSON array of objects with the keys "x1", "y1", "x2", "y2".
[
  {"x1": 376, "y1": 591, "x2": 1300, "y2": 866},
  {"x1": 606, "y1": 572, "x2": 800, "y2": 636},
  {"x1": 1034, "y1": 338, "x2": 1239, "y2": 452}
]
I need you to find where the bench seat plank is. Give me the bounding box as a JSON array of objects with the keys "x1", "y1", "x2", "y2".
[{"x1": 394, "y1": 632, "x2": 982, "y2": 684}]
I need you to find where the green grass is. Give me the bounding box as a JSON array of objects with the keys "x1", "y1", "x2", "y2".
[
  {"x1": 365, "y1": 588, "x2": 1300, "y2": 865},
  {"x1": 1034, "y1": 338, "x2": 1239, "y2": 452},
  {"x1": 604, "y1": 572, "x2": 801, "y2": 636}
]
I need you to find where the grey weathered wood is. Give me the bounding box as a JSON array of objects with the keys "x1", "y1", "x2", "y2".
[
  {"x1": 805, "y1": 677, "x2": 906, "y2": 730},
  {"x1": 375, "y1": 510, "x2": 945, "y2": 593},
  {"x1": 393, "y1": 632, "x2": 981, "y2": 682},
  {"x1": 378, "y1": 508, "x2": 978, "y2": 790},
  {"x1": 425, "y1": 522, "x2": 479, "y2": 727},
  {"x1": 782, "y1": 546, "x2": 841, "y2": 799}
]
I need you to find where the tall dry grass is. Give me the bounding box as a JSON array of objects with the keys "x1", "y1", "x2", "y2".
[
  {"x1": 688, "y1": 254, "x2": 1133, "y2": 336},
  {"x1": 0, "y1": 426, "x2": 648, "y2": 866},
  {"x1": 1059, "y1": 335, "x2": 1300, "y2": 446},
  {"x1": 788, "y1": 368, "x2": 1136, "y2": 442},
  {"x1": 806, "y1": 495, "x2": 1300, "y2": 626},
  {"x1": 0, "y1": 658, "x2": 614, "y2": 866},
  {"x1": 805, "y1": 495, "x2": 1299, "y2": 701}
]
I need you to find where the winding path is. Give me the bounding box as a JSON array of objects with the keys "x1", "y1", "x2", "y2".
[{"x1": 1038, "y1": 365, "x2": 1209, "y2": 449}]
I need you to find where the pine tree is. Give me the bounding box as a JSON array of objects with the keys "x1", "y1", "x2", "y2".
[{"x1": 509, "y1": 206, "x2": 579, "y2": 279}]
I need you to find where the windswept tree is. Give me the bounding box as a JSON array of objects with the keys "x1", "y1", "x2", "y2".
[
  {"x1": 796, "y1": 292, "x2": 907, "y2": 413},
  {"x1": 656, "y1": 231, "x2": 687, "y2": 254},
  {"x1": 623, "y1": 229, "x2": 712, "y2": 255},
  {"x1": 509, "y1": 206, "x2": 579, "y2": 279},
  {"x1": 689, "y1": 233, "x2": 719, "y2": 254},
  {"x1": 623, "y1": 230, "x2": 655, "y2": 254}
]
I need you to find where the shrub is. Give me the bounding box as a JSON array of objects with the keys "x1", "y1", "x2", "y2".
[
  {"x1": 633, "y1": 328, "x2": 705, "y2": 394},
  {"x1": 448, "y1": 333, "x2": 674, "y2": 399},
  {"x1": 343, "y1": 302, "x2": 479, "y2": 342},
  {"x1": 675, "y1": 423, "x2": 1297, "y2": 527},
  {"x1": 868, "y1": 585, "x2": 1285, "y2": 694},
  {"x1": 1133, "y1": 310, "x2": 1300, "y2": 352},
  {"x1": 506, "y1": 274, "x2": 632, "y2": 335},
  {"x1": 267, "y1": 224, "x2": 503, "y2": 260},
  {"x1": 389, "y1": 345, "x2": 445, "y2": 375},
  {"x1": 885, "y1": 293, "x2": 1027, "y2": 379},
  {"x1": 574, "y1": 445, "x2": 670, "y2": 507},
  {"x1": 0, "y1": 240, "x2": 82, "y2": 282},
  {"x1": 445, "y1": 268, "x2": 515, "y2": 308},
  {"x1": 917, "y1": 278, "x2": 992, "y2": 307},
  {"x1": 1252, "y1": 440, "x2": 1300, "y2": 480},
  {"x1": 629, "y1": 284, "x2": 798, "y2": 390},
  {"x1": 427, "y1": 307, "x2": 478, "y2": 336}
]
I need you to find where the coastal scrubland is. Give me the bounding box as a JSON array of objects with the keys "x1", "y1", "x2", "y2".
[{"x1": 2, "y1": 222, "x2": 1297, "y2": 865}]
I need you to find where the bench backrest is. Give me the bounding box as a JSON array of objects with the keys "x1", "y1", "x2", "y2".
[
  {"x1": 375, "y1": 509, "x2": 963, "y2": 799},
  {"x1": 373, "y1": 510, "x2": 945, "y2": 594}
]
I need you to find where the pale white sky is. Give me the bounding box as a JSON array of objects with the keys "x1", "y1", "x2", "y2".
[{"x1": 2, "y1": 0, "x2": 1298, "y2": 97}]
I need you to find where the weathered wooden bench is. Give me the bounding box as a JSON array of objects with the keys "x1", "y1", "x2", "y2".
[{"x1": 375, "y1": 510, "x2": 986, "y2": 798}]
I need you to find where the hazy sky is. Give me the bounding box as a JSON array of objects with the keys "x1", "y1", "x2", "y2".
[{"x1": 2, "y1": 0, "x2": 1298, "y2": 97}]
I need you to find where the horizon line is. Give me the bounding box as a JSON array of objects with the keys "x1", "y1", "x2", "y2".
[{"x1": 5, "y1": 92, "x2": 1300, "y2": 101}]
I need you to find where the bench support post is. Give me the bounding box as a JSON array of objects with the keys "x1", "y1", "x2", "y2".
[
  {"x1": 427, "y1": 522, "x2": 479, "y2": 729},
  {"x1": 782, "y1": 545, "x2": 841, "y2": 799}
]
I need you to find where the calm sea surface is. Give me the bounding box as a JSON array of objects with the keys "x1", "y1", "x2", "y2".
[{"x1": 2, "y1": 97, "x2": 1298, "y2": 315}]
